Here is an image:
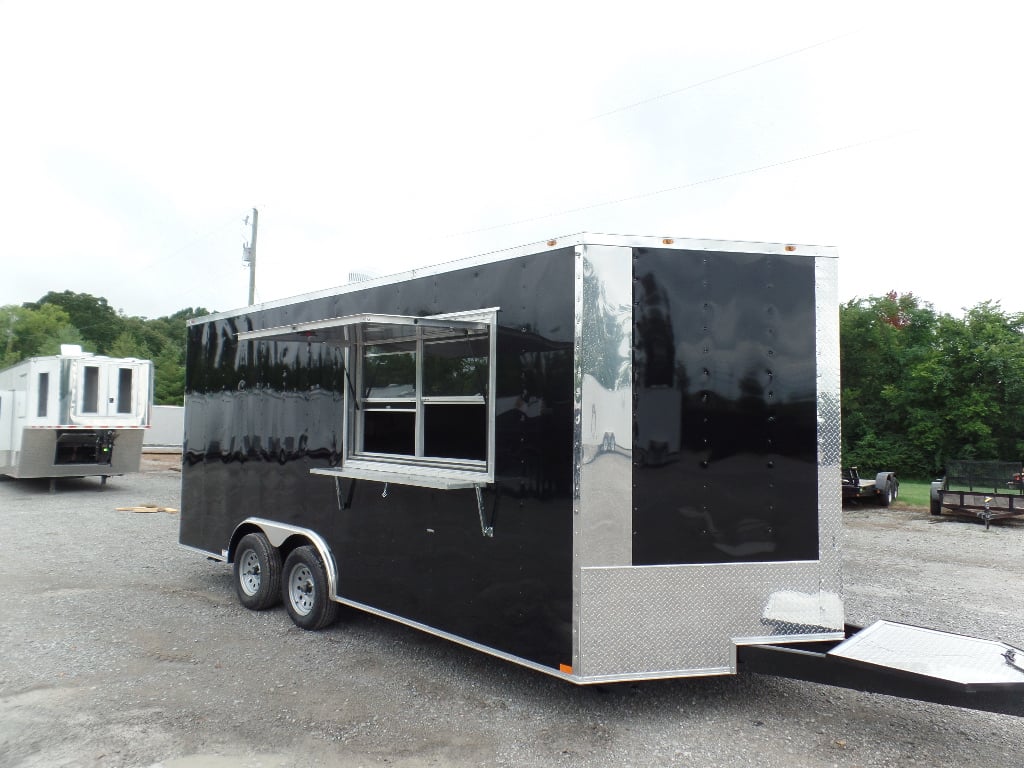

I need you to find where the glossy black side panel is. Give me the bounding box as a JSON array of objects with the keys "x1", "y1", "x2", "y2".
[
  {"x1": 180, "y1": 249, "x2": 575, "y2": 669},
  {"x1": 632, "y1": 248, "x2": 819, "y2": 565}
]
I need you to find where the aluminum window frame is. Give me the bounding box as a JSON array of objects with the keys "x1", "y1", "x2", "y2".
[
  {"x1": 354, "y1": 333, "x2": 490, "y2": 469},
  {"x1": 347, "y1": 310, "x2": 496, "y2": 483}
]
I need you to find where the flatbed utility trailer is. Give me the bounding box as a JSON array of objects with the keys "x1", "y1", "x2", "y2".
[
  {"x1": 930, "y1": 459, "x2": 1024, "y2": 528},
  {"x1": 841, "y1": 466, "x2": 899, "y2": 506},
  {"x1": 0, "y1": 346, "x2": 152, "y2": 487},
  {"x1": 180, "y1": 234, "x2": 1024, "y2": 715}
]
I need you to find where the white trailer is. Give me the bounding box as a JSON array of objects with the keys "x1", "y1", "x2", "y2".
[{"x1": 0, "y1": 345, "x2": 153, "y2": 487}]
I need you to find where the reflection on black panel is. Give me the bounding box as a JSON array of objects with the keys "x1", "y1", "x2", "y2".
[{"x1": 632, "y1": 248, "x2": 819, "y2": 565}]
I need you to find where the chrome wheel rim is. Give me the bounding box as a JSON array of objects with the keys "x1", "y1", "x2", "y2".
[
  {"x1": 238, "y1": 548, "x2": 261, "y2": 596},
  {"x1": 288, "y1": 563, "x2": 315, "y2": 616}
]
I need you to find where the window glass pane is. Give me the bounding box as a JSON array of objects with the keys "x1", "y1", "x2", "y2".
[
  {"x1": 423, "y1": 403, "x2": 486, "y2": 460},
  {"x1": 117, "y1": 368, "x2": 133, "y2": 413},
  {"x1": 38, "y1": 373, "x2": 49, "y2": 417},
  {"x1": 362, "y1": 409, "x2": 415, "y2": 455},
  {"x1": 363, "y1": 342, "x2": 416, "y2": 399},
  {"x1": 82, "y1": 366, "x2": 99, "y2": 412},
  {"x1": 423, "y1": 336, "x2": 489, "y2": 397}
]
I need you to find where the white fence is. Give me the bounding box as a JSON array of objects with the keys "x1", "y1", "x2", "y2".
[{"x1": 145, "y1": 405, "x2": 184, "y2": 449}]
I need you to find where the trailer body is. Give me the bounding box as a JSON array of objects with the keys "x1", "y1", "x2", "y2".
[
  {"x1": 0, "y1": 347, "x2": 152, "y2": 481},
  {"x1": 180, "y1": 234, "x2": 844, "y2": 678},
  {"x1": 179, "y1": 234, "x2": 1024, "y2": 710}
]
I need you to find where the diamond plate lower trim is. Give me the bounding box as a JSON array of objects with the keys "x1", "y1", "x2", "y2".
[{"x1": 578, "y1": 562, "x2": 842, "y2": 677}]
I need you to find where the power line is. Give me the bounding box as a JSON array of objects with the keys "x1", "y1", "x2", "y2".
[
  {"x1": 450, "y1": 129, "x2": 917, "y2": 237},
  {"x1": 442, "y1": 28, "x2": 863, "y2": 240},
  {"x1": 584, "y1": 30, "x2": 858, "y2": 123},
  {"x1": 121, "y1": 217, "x2": 239, "y2": 280}
]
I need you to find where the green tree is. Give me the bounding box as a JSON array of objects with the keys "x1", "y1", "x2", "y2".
[
  {"x1": 153, "y1": 341, "x2": 186, "y2": 405},
  {"x1": 108, "y1": 329, "x2": 152, "y2": 359},
  {"x1": 37, "y1": 324, "x2": 87, "y2": 356},
  {"x1": 892, "y1": 302, "x2": 1024, "y2": 467},
  {"x1": 148, "y1": 307, "x2": 209, "y2": 404},
  {"x1": 842, "y1": 294, "x2": 1024, "y2": 477},
  {"x1": 28, "y1": 291, "x2": 123, "y2": 353},
  {"x1": 0, "y1": 303, "x2": 86, "y2": 363},
  {"x1": 840, "y1": 292, "x2": 939, "y2": 475}
]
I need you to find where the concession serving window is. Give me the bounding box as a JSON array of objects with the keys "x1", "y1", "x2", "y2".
[{"x1": 238, "y1": 310, "x2": 497, "y2": 489}]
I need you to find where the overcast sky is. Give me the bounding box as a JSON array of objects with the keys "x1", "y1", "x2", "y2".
[{"x1": 1, "y1": 1, "x2": 1020, "y2": 320}]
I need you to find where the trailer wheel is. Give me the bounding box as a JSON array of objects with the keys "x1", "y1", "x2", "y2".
[
  {"x1": 282, "y1": 545, "x2": 338, "y2": 631},
  {"x1": 875, "y1": 473, "x2": 897, "y2": 507},
  {"x1": 930, "y1": 498, "x2": 942, "y2": 516},
  {"x1": 233, "y1": 533, "x2": 282, "y2": 610}
]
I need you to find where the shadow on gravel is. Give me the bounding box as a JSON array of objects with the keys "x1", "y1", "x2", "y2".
[{"x1": 0, "y1": 475, "x2": 113, "y2": 495}]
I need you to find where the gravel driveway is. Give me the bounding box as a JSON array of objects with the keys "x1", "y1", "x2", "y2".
[{"x1": 1, "y1": 458, "x2": 1022, "y2": 768}]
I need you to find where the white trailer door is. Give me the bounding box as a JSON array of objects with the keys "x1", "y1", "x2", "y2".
[{"x1": 70, "y1": 359, "x2": 149, "y2": 426}]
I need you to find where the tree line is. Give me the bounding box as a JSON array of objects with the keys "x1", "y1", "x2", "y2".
[
  {"x1": 4, "y1": 289, "x2": 1022, "y2": 478},
  {"x1": 0, "y1": 291, "x2": 209, "y2": 405},
  {"x1": 841, "y1": 292, "x2": 1024, "y2": 478}
]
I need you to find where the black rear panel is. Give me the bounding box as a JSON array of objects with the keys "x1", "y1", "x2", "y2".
[{"x1": 632, "y1": 248, "x2": 819, "y2": 564}]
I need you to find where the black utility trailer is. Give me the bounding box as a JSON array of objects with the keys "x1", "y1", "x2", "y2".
[
  {"x1": 930, "y1": 459, "x2": 1024, "y2": 528},
  {"x1": 179, "y1": 234, "x2": 1024, "y2": 715},
  {"x1": 841, "y1": 467, "x2": 899, "y2": 506}
]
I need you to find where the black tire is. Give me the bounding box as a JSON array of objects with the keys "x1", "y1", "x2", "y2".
[
  {"x1": 233, "y1": 532, "x2": 282, "y2": 610},
  {"x1": 930, "y1": 498, "x2": 942, "y2": 516},
  {"x1": 282, "y1": 545, "x2": 339, "y2": 631},
  {"x1": 879, "y1": 481, "x2": 893, "y2": 507}
]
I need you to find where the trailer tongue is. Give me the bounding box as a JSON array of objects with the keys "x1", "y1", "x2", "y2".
[{"x1": 740, "y1": 621, "x2": 1024, "y2": 716}]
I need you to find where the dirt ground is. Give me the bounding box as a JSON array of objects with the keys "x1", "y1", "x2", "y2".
[{"x1": 0, "y1": 458, "x2": 1022, "y2": 768}]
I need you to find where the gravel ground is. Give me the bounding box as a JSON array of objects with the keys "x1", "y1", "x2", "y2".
[{"x1": 1, "y1": 457, "x2": 1022, "y2": 768}]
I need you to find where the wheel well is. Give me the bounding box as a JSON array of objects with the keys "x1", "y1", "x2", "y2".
[
  {"x1": 227, "y1": 526, "x2": 314, "y2": 565},
  {"x1": 227, "y1": 523, "x2": 265, "y2": 563},
  {"x1": 276, "y1": 534, "x2": 314, "y2": 564}
]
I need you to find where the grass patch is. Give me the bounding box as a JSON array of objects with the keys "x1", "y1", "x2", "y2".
[
  {"x1": 843, "y1": 478, "x2": 933, "y2": 510},
  {"x1": 894, "y1": 479, "x2": 933, "y2": 508}
]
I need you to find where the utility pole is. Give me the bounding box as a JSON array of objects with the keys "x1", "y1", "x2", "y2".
[{"x1": 243, "y1": 208, "x2": 259, "y2": 306}]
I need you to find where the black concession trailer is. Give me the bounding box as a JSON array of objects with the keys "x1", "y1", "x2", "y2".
[{"x1": 180, "y1": 234, "x2": 1024, "y2": 714}]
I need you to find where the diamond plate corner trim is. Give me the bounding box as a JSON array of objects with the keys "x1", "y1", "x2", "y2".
[
  {"x1": 815, "y1": 254, "x2": 843, "y2": 601},
  {"x1": 816, "y1": 255, "x2": 841, "y2": 469}
]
